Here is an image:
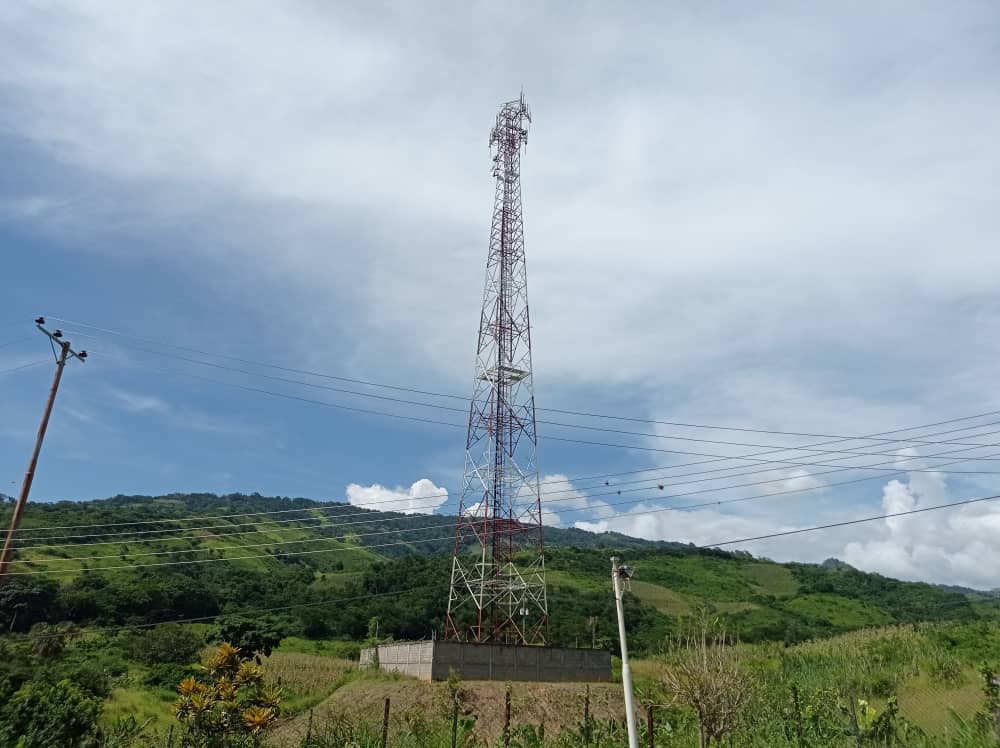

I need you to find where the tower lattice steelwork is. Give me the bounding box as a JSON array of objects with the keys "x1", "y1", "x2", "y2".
[{"x1": 445, "y1": 95, "x2": 548, "y2": 646}]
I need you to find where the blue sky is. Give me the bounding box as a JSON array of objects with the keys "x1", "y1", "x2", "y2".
[{"x1": 2, "y1": 2, "x2": 1000, "y2": 586}]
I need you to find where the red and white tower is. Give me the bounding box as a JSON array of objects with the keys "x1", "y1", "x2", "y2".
[{"x1": 445, "y1": 95, "x2": 548, "y2": 646}]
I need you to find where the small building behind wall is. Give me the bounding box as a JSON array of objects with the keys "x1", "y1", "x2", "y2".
[{"x1": 360, "y1": 640, "x2": 611, "y2": 683}]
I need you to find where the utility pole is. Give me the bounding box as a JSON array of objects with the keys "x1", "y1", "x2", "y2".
[
  {"x1": 612, "y1": 556, "x2": 639, "y2": 748},
  {"x1": 0, "y1": 318, "x2": 87, "y2": 580}
]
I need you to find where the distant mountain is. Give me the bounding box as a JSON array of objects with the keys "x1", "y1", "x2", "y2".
[
  {"x1": 820, "y1": 557, "x2": 856, "y2": 571},
  {"x1": 934, "y1": 583, "x2": 1000, "y2": 597}
]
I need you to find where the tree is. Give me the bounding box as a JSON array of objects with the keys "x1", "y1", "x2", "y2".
[
  {"x1": 28, "y1": 622, "x2": 79, "y2": 658},
  {"x1": 0, "y1": 577, "x2": 59, "y2": 633},
  {"x1": 0, "y1": 678, "x2": 101, "y2": 748},
  {"x1": 173, "y1": 642, "x2": 282, "y2": 748},
  {"x1": 128, "y1": 623, "x2": 203, "y2": 665},
  {"x1": 212, "y1": 615, "x2": 284, "y2": 662},
  {"x1": 660, "y1": 612, "x2": 751, "y2": 748}
]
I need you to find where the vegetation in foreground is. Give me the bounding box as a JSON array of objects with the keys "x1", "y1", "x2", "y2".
[
  {"x1": 2, "y1": 618, "x2": 1000, "y2": 746},
  {"x1": 3, "y1": 493, "x2": 1000, "y2": 745}
]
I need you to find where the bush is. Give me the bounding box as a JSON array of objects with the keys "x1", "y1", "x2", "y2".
[
  {"x1": 0, "y1": 678, "x2": 101, "y2": 748},
  {"x1": 144, "y1": 662, "x2": 197, "y2": 689},
  {"x1": 212, "y1": 615, "x2": 285, "y2": 661},
  {"x1": 127, "y1": 623, "x2": 203, "y2": 665}
]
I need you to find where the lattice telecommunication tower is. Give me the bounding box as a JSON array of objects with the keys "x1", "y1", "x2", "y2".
[{"x1": 444, "y1": 95, "x2": 548, "y2": 646}]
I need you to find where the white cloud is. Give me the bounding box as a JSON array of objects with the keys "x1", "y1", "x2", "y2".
[
  {"x1": 2, "y1": 2, "x2": 998, "y2": 400},
  {"x1": 346, "y1": 478, "x2": 448, "y2": 515},
  {"x1": 2, "y1": 4, "x2": 1000, "y2": 586},
  {"x1": 109, "y1": 388, "x2": 170, "y2": 414},
  {"x1": 575, "y1": 502, "x2": 788, "y2": 549},
  {"x1": 535, "y1": 473, "x2": 611, "y2": 527},
  {"x1": 842, "y1": 469, "x2": 1000, "y2": 589},
  {"x1": 107, "y1": 387, "x2": 257, "y2": 436}
]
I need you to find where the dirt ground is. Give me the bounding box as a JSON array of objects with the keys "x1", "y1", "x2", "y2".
[{"x1": 273, "y1": 676, "x2": 625, "y2": 745}]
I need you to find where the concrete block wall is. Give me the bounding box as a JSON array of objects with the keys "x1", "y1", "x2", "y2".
[{"x1": 361, "y1": 641, "x2": 610, "y2": 682}]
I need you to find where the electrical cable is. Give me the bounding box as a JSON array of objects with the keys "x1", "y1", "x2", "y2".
[
  {"x1": 62, "y1": 329, "x2": 1000, "y2": 453},
  {"x1": 0, "y1": 335, "x2": 34, "y2": 350},
  {"x1": 705, "y1": 493, "x2": 1000, "y2": 547},
  {"x1": 24, "y1": 441, "x2": 1000, "y2": 561},
  {"x1": 10, "y1": 489, "x2": 1000, "y2": 576},
  {"x1": 16, "y1": 444, "x2": 1000, "y2": 551},
  {"x1": 49, "y1": 318, "x2": 1000, "y2": 449},
  {"x1": 0, "y1": 359, "x2": 51, "y2": 375},
  {"x1": 13, "y1": 414, "x2": 1000, "y2": 542}
]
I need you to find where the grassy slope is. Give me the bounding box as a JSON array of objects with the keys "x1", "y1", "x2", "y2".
[{"x1": 8, "y1": 493, "x2": 998, "y2": 650}]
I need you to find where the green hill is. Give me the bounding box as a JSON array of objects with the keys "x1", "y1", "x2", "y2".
[
  {"x1": 4, "y1": 493, "x2": 1000, "y2": 747},
  {"x1": 2, "y1": 492, "x2": 996, "y2": 649}
]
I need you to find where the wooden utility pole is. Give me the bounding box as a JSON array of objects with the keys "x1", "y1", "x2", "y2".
[
  {"x1": 381, "y1": 697, "x2": 390, "y2": 747},
  {"x1": 0, "y1": 318, "x2": 86, "y2": 580}
]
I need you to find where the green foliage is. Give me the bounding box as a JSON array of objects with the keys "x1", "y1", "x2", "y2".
[
  {"x1": 144, "y1": 662, "x2": 198, "y2": 688},
  {"x1": 4, "y1": 493, "x2": 1000, "y2": 747},
  {"x1": 0, "y1": 678, "x2": 102, "y2": 748},
  {"x1": 0, "y1": 577, "x2": 60, "y2": 633},
  {"x1": 28, "y1": 621, "x2": 79, "y2": 657},
  {"x1": 212, "y1": 616, "x2": 285, "y2": 662},
  {"x1": 173, "y1": 642, "x2": 282, "y2": 748},
  {"x1": 126, "y1": 623, "x2": 203, "y2": 665}
]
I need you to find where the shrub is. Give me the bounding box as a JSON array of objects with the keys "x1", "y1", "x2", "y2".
[
  {"x1": 145, "y1": 662, "x2": 197, "y2": 688},
  {"x1": 0, "y1": 678, "x2": 101, "y2": 748},
  {"x1": 128, "y1": 623, "x2": 203, "y2": 665}
]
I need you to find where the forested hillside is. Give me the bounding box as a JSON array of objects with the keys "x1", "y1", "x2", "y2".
[
  {"x1": 3, "y1": 493, "x2": 997, "y2": 651},
  {"x1": 4, "y1": 493, "x2": 1000, "y2": 747}
]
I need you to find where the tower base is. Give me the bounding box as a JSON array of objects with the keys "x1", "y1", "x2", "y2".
[{"x1": 360, "y1": 641, "x2": 610, "y2": 682}]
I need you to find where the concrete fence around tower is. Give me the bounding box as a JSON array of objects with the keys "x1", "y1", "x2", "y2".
[{"x1": 360, "y1": 640, "x2": 611, "y2": 682}]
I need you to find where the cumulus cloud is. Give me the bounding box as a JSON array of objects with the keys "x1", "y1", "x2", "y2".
[
  {"x1": 575, "y1": 502, "x2": 787, "y2": 548},
  {"x1": 535, "y1": 473, "x2": 611, "y2": 527},
  {"x1": 842, "y1": 468, "x2": 1000, "y2": 589},
  {"x1": 346, "y1": 478, "x2": 448, "y2": 515},
  {"x1": 455, "y1": 473, "x2": 608, "y2": 527}
]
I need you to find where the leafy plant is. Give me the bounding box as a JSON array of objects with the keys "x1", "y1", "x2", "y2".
[
  {"x1": 0, "y1": 677, "x2": 101, "y2": 748},
  {"x1": 172, "y1": 642, "x2": 282, "y2": 748}
]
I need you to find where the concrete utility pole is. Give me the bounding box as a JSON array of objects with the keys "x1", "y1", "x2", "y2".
[
  {"x1": 612, "y1": 556, "x2": 639, "y2": 748},
  {"x1": 0, "y1": 318, "x2": 87, "y2": 580}
]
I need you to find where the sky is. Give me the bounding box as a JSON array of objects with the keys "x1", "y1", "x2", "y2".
[{"x1": 2, "y1": 2, "x2": 1000, "y2": 588}]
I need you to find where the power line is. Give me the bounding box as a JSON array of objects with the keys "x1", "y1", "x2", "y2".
[
  {"x1": 49, "y1": 317, "x2": 467, "y2": 401},
  {"x1": 13, "y1": 415, "x2": 1000, "y2": 542},
  {"x1": 0, "y1": 336, "x2": 35, "y2": 350},
  {"x1": 51, "y1": 317, "x2": 1000, "y2": 450},
  {"x1": 546, "y1": 433, "x2": 1000, "y2": 462},
  {"x1": 11, "y1": 488, "x2": 1000, "y2": 576},
  {"x1": 0, "y1": 359, "x2": 51, "y2": 375},
  {"x1": 705, "y1": 493, "x2": 1000, "y2": 548},
  {"x1": 58, "y1": 346, "x2": 1000, "y2": 481},
  {"x1": 65, "y1": 330, "x2": 1000, "y2": 454},
  {"x1": 6, "y1": 530, "x2": 461, "y2": 575},
  {"x1": 14, "y1": 432, "x2": 1000, "y2": 546},
  {"x1": 14, "y1": 447, "x2": 1000, "y2": 551},
  {"x1": 24, "y1": 441, "x2": 1000, "y2": 561},
  {"x1": 18, "y1": 432, "x2": 1000, "y2": 556}
]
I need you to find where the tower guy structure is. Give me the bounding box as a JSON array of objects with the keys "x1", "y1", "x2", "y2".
[{"x1": 445, "y1": 95, "x2": 548, "y2": 646}]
